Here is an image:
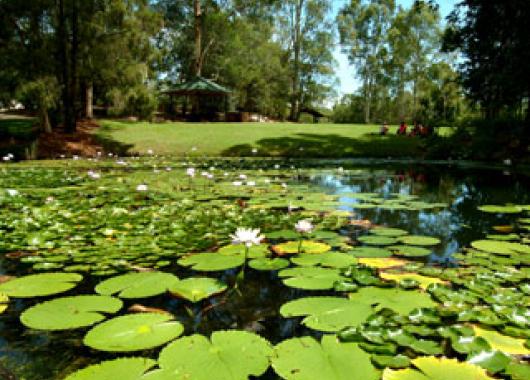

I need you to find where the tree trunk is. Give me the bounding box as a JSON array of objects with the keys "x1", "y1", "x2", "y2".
[
  {"x1": 364, "y1": 77, "x2": 371, "y2": 124},
  {"x1": 41, "y1": 108, "x2": 52, "y2": 134},
  {"x1": 289, "y1": 0, "x2": 303, "y2": 122},
  {"x1": 66, "y1": 0, "x2": 79, "y2": 133},
  {"x1": 85, "y1": 81, "x2": 93, "y2": 119},
  {"x1": 58, "y1": 0, "x2": 71, "y2": 132},
  {"x1": 194, "y1": 0, "x2": 202, "y2": 77}
]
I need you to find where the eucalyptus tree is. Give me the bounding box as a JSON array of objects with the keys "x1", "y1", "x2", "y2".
[{"x1": 337, "y1": 0, "x2": 395, "y2": 123}]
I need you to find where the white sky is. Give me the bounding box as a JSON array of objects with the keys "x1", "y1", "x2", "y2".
[{"x1": 332, "y1": 0, "x2": 459, "y2": 96}]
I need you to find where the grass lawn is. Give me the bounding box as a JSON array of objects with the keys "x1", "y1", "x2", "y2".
[{"x1": 96, "y1": 120, "x2": 437, "y2": 158}]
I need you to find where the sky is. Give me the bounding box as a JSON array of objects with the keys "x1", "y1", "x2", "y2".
[{"x1": 332, "y1": 0, "x2": 459, "y2": 96}]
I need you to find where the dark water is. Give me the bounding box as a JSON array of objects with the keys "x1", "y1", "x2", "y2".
[{"x1": 1, "y1": 162, "x2": 529, "y2": 379}]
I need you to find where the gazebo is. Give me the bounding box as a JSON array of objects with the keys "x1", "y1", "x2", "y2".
[{"x1": 163, "y1": 76, "x2": 231, "y2": 121}]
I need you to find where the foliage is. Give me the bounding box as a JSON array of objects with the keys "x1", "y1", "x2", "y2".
[
  {"x1": 63, "y1": 358, "x2": 156, "y2": 380},
  {"x1": 95, "y1": 272, "x2": 180, "y2": 299},
  {"x1": 0, "y1": 273, "x2": 82, "y2": 298}
]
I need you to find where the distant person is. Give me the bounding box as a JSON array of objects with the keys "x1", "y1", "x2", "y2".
[
  {"x1": 397, "y1": 121, "x2": 407, "y2": 135},
  {"x1": 380, "y1": 121, "x2": 389, "y2": 135},
  {"x1": 410, "y1": 121, "x2": 422, "y2": 137}
]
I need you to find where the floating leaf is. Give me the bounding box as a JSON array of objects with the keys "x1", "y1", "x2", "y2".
[
  {"x1": 504, "y1": 362, "x2": 530, "y2": 380},
  {"x1": 280, "y1": 296, "x2": 373, "y2": 332},
  {"x1": 349, "y1": 287, "x2": 436, "y2": 315},
  {"x1": 249, "y1": 258, "x2": 289, "y2": 271},
  {"x1": 63, "y1": 358, "x2": 156, "y2": 380},
  {"x1": 178, "y1": 252, "x2": 244, "y2": 271},
  {"x1": 370, "y1": 227, "x2": 409, "y2": 237},
  {"x1": 291, "y1": 252, "x2": 357, "y2": 268},
  {"x1": 478, "y1": 205, "x2": 522, "y2": 214},
  {"x1": 84, "y1": 313, "x2": 184, "y2": 352},
  {"x1": 0, "y1": 273, "x2": 82, "y2": 297},
  {"x1": 397, "y1": 235, "x2": 441, "y2": 246},
  {"x1": 95, "y1": 272, "x2": 179, "y2": 299},
  {"x1": 348, "y1": 247, "x2": 393, "y2": 258},
  {"x1": 359, "y1": 258, "x2": 408, "y2": 268},
  {"x1": 471, "y1": 240, "x2": 530, "y2": 255},
  {"x1": 169, "y1": 277, "x2": 227, "y2": 302},
  {"x1": 145, "y1": 330, "x2": 272, "y2": 380},
  {"x1": 21, "y1": 295, "x2": 122, "y2": 330},
  {"x1": 358, "y1": 235, "x2": 398, "y2": 246},
  {"x1": 389, "y1": 245, "x2": 432, "y2": 257},
  {"x1": 272, "y1": 240, "x2": 331, "y2": 255},
  {"x1": 272, "y1": 335, "x2": 378, "y2": 380},
  {"x1": 0, "y1": 293, "x2": 7, "y2": 314},
  {"x1": 278, "y1": 267, "x2": 345, "y2": 290},
  {"x1": 382, "y1": 357, "x2": 495, "y2": 380},
  {"x1": 468, "y1": 350, "x2": 511, "y2": 373},
  {"x1": 217, "y1": 244, "x2": 269, "y2": 258},
  {"x1": 372, "y1": 355, "x2": 411, "y2": 369},
  {"x1": 379, "y1": 272, "x2": 445, "y2": 290},
  {"x1": 473, "y1": 326, "x2": 530, "y2": 355}
]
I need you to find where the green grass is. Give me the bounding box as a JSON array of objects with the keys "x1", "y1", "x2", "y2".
[
  {"x1": 0, "y1": 118, "x2": 36, "y2": 139},
  {"x1": 96, "y1": 120, "x2": 438, "y2": 158}
]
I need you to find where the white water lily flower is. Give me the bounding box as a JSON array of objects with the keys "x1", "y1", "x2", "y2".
[
  {"x1": 147, "y1": 149, "x2": 154, "y2": 155},
  {"x1": 281, "y1": 182, "x2": 288, "y2": 189},
  {"x1": 6, "y1": 189, "x2": 19, "y2": 196},
  {"x1": 207, "y1": 174, "x2": 214, "y2": 180},
  {"x1": 87, "y1": 170, "x2": 101, "y2": 179},
  {"x1": 252, "y1": 148, "x2": 258, "y2": 154},
  {"x1": 191, "y1": 146, "x2": 197, "y2": 152},
  {"x1": 136, "y1": 184, "x2": 148, "y2": 192},
  {"x1": 230, "y1": 228, "x2": 264, "y2": 247},
  {"x1": 274, "y1": 164, "x2": 280, "y2": 169},
  {"x1": 246, "y1": 181, "x2": 256, "y2": 186},
  {"x1": 239, "y1": 174, "x2": 247, "y2": 180},
  {"x1": 295, "y1": 219, "x2": 314, "y2": 234},
  {"x1": 232, "y1": 181, "x2": 243, "y2": 186},
  {"x1": 186, "y1": 168, "x2": 196, "y2": 177}
]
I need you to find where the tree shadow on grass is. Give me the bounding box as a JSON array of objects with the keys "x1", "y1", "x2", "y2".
[
  {"x1": 221, "y1": 133, "x2": 423, "y2": 159},
  {"x1": 93, "y1": 122, "x2": 135, "y2": 156}
]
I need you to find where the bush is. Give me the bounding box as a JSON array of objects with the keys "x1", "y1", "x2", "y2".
[{"x1": 108, "y1": 85, "x2": 158, "y2": 120}]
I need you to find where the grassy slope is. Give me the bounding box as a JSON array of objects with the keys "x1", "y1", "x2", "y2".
[{"x1": 96, "y1": 120, "x2": 432, "y2": 158}]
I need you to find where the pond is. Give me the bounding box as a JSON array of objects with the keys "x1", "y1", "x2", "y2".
[{"x1": 0, "y1": 158, "x2": 529, "y2": 380}]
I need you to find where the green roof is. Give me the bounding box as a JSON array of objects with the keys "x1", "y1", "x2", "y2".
[{"x1": 164, "y1": 76, "x2": 231, "y2": 96}]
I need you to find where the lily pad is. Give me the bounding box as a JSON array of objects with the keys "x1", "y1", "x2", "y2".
[
  {"x1": 291, "y1": 252, "x2": 357, "y2": 268},
  {"x1": 397, "y1": 235, "x2": 441, "y2": 246},
  {"x1": 63, "y1": 358, "x2": 157, "y2": 380},
  {"x1": 349, "y1": 287, "x2": 436, "y2": 315},
  {"x1": 278, "y1": 267, "x2": 346, "y2": 290},
  {"x1": 280, "y1": 296, "x2": 374, "y2": 332},
  {"x1": 358, "y1": 258, "x2": 408, "y2": 268},
  {"x1": 370, "y1": 227, "x2": 409, "y2": 237},
  {"x1": 380, "y1": 273, "x2": 445, "y2": 290},
  {"x1": 272, "y1": 240, "x2": 331, "y2": 255},
  {"x1": 95, "y1": 272, "x2": 179, "y2": 299},
  {"x1": 169, "y1": 277, "x2": 227, "y2": 302},
  {"x1": 471, "y1": 240, "x2": 530, "y2": 255},
  {"x1": 144, "y1": 330, "x2": 273, "y2": 380},
  {"x1": 178, "y1": 252, "x2": 245, "y2": 271},
  {"x1": 0, "y1": 293, "x2": 7, "y2": 314},
  {"x1": 272, "y1": 335, "x2": 378, "y2": 380},
  {"x1": 478, "y1": 205, "x2": 522, "y2": 214},
  {"x1": 382, "y1": 356, "x2": 495, "y2": 380},
  {"x1": 389, "y1": 245, "x2": 432, "y2": 257},
  {"x1": 473, "y1": 326, "x2": 530, "y2": 355},
  {"x1": 21, "y1": 295, "x2": 123, "y2": 330},
  {"x1": 217, "y1": 244, "x2": 269, "y2": 258},
  {"x1": 249, "y1": 258, "x2": 290, "y2": 271},
  {"x1": 83, "y1": 313, "x2": 184, "y2": 352},
  {"x1": 0, "y1": 273, "x2": 83, "y2": 298},
  {"x1": 348, "y1": 247, "x2": 393, "y2": 258},
  {"x1": 358, "y1": 235, "x2": 398, "y2": 246}
]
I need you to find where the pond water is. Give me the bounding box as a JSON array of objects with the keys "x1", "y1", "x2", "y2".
[{"x1": 0, "y1": 159, "x2": 529, "y2": 379}]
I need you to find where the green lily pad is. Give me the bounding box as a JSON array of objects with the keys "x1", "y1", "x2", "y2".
[
  {"x1": 478, "y1": 205, "x2": 522, "y2": 214},
  {"x1": 95, "y1": 272, "x2": 179, "y2": 299},
  {"x1": 83, "y1": 313, "x2": 184, "y2": 352},
  {"x1": 272, "y1": 335, "x2": 378, "y2": 380},
  {"x1": 63, "y1": 358, "x2": 157, "y2": 380},
  {"x1": 348, "y1": 247, "x2": 393, "y2": 258},
  {"x1": 468, "y1": 350, "x2": 511, "y2": 374},
  {"x1": 397, "y1": 235, "x2": 441, "y2": 246},
  {"x1": 471, "y1": 240, "x2": 530, "y2": 255},
  {"x1": 178, "y1": 252, "x2": 245, "y2": 271},
  {"x1": 278, "y1": 267, "x2": 346, "y2": 290},
  {"x1": 372, "y1": 355, "x2": 411, "y2": 369},
  {"x1": 358, "y1": 235, "x2": 398, "y2": 246},
  {"x1": 169, "y1": 277, "x2": 227, "y2": 302},
  {"x1": 389, "y1": 245, "x2": 432, "y2": 257},
  {"x1": 382, "y1": 356, "x2": 495, "y2": 380},
  {"x1": 280, "y1": 296, "x2": 374, "y2": 332},
  {"x1": 349, "y1": 287, "x2": 436, "y2": 315},
  {"x1": 504, "y1": 362, "x2": 530, "y2": 380},
  {"x1": 291, "y1": 252, "x2": 357, "y2": 268},
  {"x1": 0, "y1": 293, "x2": 8, "y2": 314},
  {"x1": 144, "y1": 330, "x2": 273, "y2": 380},
  {"x1": 370, "y1": 227, "x2": 409, "y2": 237},
  {"x1": 21, "y1": 295, "x2": 122, "y2": 330},
  {"x1": 217, "y1": 244, "x2": 269, "y2": 258},
  {"x1": 249, "y1": 258, "x2": 290, "y2": 271},
  {"x1": 0, "y1": 273, "x2": 83, "y2": 298},
  {"x1": 272, "y1": 240, "x2": 331, "y2": 255},
  {"x1": 473, "y1": 326, "x2": 530, "y2": 355}
]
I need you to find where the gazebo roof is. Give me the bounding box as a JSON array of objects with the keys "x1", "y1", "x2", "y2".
[{"x1": 163, "y1": 76, "x2": 231, "y2": 96}]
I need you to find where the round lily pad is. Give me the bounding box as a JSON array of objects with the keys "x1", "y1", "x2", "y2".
[
  {"x1": 95, "y1": 272, "x2": 180, "y2": 299},
  {"x1": 478, "y1": 205, "x2": 522, "y2": 214},
  {"x1": 21, "y1": 295, "x2": 123, "y2": 330},
  {"x1": 370, "y1": 227, "x2": 409, "y2": 237},
  {"x1": 144, "y1": 330, "x2": 273, "y2": 379},
  {"x1": 358, "y1": 257, "x2": 408, "y2": 268},
  {"x1": 358, "y1": 235, "x2": 398, "y2": 246},
  {"x1": 471, "y1": 240, "x2": 530, "y2": 255},
  {"x1": 379, "y1": 272, "x2": 445, "y2": 290},
  {"x1": 217, "y1": 244, "x2": 269, "y2": 258},
  {"x1": 63, "y1": 358, "x2": 157, "y2": 380},
  {"x1": 278, "y1": 267, "x2": 345, "y2": 290},
  {"x1": 389, "y1": 245, "x2": 432, "y2": 257},
  {"x1": 249, "y1": 258, "x2": 289, "y2": 271},
  {"x1": 349, "y1": 287, "x2": 436, "y2": 315},
  {"x1": 0, "y1": 273, "x2": 83, "y2": 298},
  {"x1": 169, "y1": 277, "x2": 227, "y2": 302},
  {"x1": 348, "y1": 247, "x2": 393, "y2": 258},
  {"x1": 83, "y1": 313, "x2": 184, "y2": 352},
  {"x1": 397, "y1": 235, "x2": 440, "y2": 246},
  {"x1": 291, "y1": 252, "x2": 357, "y2": 268},
  {"x1": 272, "y1": 240, "x2": 331, "y2": 255},
  {"x1": 178, "y1": 252, "x2": 244, "y2": 271},
  {"x1": 473, "y1": 326, "x2": 530, "y2": 355}
]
